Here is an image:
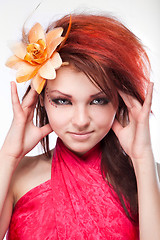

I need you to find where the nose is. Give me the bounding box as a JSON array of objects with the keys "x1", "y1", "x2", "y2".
[{"x1": 71, "y1": 105, "x2": 90, "y2": 130}]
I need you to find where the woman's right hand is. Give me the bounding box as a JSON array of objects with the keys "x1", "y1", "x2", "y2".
[{"x1": 1, "y1": 81, "x2": 52, "y2": 167}]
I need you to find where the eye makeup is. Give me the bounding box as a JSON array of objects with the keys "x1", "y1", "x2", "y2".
[
  {"x1": 90, "y1": 97, "x2": 110, "y2": 105},
  {"x1": 51, "y1": 98, "x2": 72, "y2": 105},
  {"x1": 45, "y1": 87, "x2": 57, "y2": 108},
  {"x1": 46, "y1": 88, "x2": 110, "y2": 107}
]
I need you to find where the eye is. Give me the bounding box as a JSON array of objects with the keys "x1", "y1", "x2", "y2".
[
  {"x1": 90, "y1": 98, "x2": 109, "y2": 105},
  {"x1": 51, "y1": 98, "x2": 72, "y2": 105}
]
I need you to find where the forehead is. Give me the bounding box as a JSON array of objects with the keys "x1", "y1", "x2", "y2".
[{"x1": 46, "y1": 66, "x2": 101, "y2": 95}]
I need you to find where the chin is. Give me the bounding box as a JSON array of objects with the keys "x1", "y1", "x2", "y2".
[{"x1": 64, "y1": 141, "x2": 97, "y2": 156}]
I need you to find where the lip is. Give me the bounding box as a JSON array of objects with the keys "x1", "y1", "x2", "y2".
[{"x1": 68, "y1": 131, "x2": 94, "y2": 141}]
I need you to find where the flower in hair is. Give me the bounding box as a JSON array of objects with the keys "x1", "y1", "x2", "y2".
[{"x1": 6, "y1": 17, "x2": 71, "y2": 94}]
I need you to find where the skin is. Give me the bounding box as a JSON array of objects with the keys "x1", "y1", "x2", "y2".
[
  {"x1": 0, "y1": 65, "x2": 160, "y2": 239},
  {"x1": 44, "y1": 66, "x2": 117, "y2": 155}
]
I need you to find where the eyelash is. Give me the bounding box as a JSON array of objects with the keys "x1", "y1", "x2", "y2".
[
  {"x1": 91, "y1": 98, "x2": 109, "y2": 105},
  {"x1": 51, "y1": 97, "x2": 110, "y2": 106},
  {"x1": 51, "y1": 98, "x2": 71, "y2": 105}
]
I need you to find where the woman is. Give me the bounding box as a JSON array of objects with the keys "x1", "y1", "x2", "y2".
[{"x1": 0, "y1": 13, "x2": 160, "y2": 239}]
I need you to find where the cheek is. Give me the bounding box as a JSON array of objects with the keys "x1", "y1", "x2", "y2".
[
  {"x1": 92, "y1": 107, "x2": 116, "y2": 130},
  {"x1": 46, "y1": 106, "x2": 71, "y2": 130}
]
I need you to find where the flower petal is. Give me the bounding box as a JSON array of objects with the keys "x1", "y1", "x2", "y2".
[
  {"x1": 24, "y1": 53, "x2": 36, "y2": 65},
  {"x1": 11, "y1": 42, "x2": 27, "y2": 59},
  {"x1": 47, "y1": 36, "x2": 64, "y2": 58},
  {"x1": 39, "y1": 60, "x2": 56, "y2": 79},
  {"x1": 31, "y1": 74, "x2": 46, "y2": 94},
  {"x1": 46, "y1": 27, "x2": 63, "y2": 48},
  {"x1": 16, "y1": 63, "x2": 38, "y2": 83},
  {"x1": 24, "y1": 52, "x2": 46, "y2": 65},
  {"x1": 29, "y1": 23, "x2": 46, "y2": 44},
  {"x1": 5, "y1": 55, "x2": 22, "y2": 69},
  {"x1": 37, "y1": 39, "x2": 46, "y2": 50},
  {"x1": 50, "y1": 52, "x2": 62, "y2": 69}
]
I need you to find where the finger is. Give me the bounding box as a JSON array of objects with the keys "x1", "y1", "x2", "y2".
[
  {"x1": 118, "y1": 90, "x2": 142, "y2": 111},
  {"x1": 10, "y1": 81, "x2": 23, "y2": 115},
  {"x1": 142, "y1": 82, "x2": 153, "y2": 115},
  {"x1": 21, "y1": 86, "x2": 38, "y2": 109},
  {"x1": 112, "y1": 119, "x2": 123, "y2": 137},
  {"x1": 40, "y1": 124, "x2": 53, "y2": 139}
]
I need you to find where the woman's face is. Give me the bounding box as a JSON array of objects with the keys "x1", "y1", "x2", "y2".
[{"x1": 44, "y1": 66, "x2": 117, "y2": 155}]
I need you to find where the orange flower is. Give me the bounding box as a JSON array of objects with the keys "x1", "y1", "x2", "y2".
[{"x1": 6, "y1": 17, "x2": 71, "y2": 94}]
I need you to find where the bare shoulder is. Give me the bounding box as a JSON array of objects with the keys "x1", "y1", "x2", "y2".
[{"x1": 11, "y1": 149, "x2": 54, "y2": 205}]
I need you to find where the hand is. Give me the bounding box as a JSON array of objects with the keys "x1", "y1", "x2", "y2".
[
  {"x1": 1, "y1": 82, "x2": 52, "y2": 165},
  {"x1": 112, "y1": 82, "x2": 154, "y2": 164}
]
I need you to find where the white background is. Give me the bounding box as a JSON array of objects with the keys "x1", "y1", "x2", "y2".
[{"x1": 0, "y1": 0, "x2": 160, "y2": 162}]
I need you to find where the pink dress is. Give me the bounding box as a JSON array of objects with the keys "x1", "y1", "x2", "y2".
[{"x1": 7, "y1": 138, "x2": 139, "y2": 239}]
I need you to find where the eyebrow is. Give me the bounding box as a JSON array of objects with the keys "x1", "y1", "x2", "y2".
[
  {"x1": 49, "y1": 90, "x2": 72, "y2": 98},
  {"x1": 49, "y1": 90, "x2": 105, "y2": 98},
  {"x1": 90, "y1": 91, "x2": 106, "y2": 98}
]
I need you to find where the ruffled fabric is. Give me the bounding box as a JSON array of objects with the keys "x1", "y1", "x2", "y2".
[{"x1": 7, "y1": 138, "x2": 139, "y2": 239}]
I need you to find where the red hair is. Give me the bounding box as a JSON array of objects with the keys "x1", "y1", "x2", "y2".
[
  {"x1": 37, "y1": 13, "x2": 151, "y2": 223},
  {"x1": 50, "y1": 14, "x2": 150, "y2": 106}
]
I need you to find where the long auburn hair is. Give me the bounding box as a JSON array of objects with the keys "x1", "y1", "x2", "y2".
[{"x1": 29, "y1": 13, "x2": 150, "y2": 224}]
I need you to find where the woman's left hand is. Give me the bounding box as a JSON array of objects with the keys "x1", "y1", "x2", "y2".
[{"x1": 112, "y1": 82, "x2": 154, "y2": 164}]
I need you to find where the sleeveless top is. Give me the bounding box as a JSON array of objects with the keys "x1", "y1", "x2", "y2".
[{"x1": 7, "y1": 138, "x2": 139, "y2": 239}]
